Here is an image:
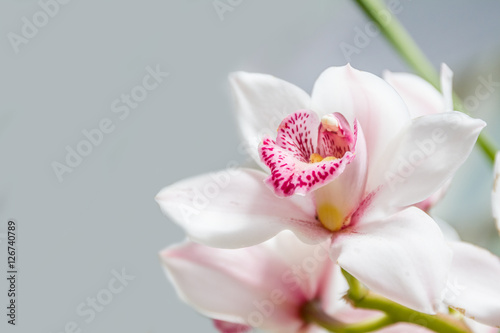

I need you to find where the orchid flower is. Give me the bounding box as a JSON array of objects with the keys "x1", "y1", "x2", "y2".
[
  {"x1": 384, "y1": 64, "x2": 455, "y2": 212},
  {"x1": 161, "y1": 231, "x2": 498, "y2": 333},
  {"x1": 492, "y1": 151, "x2": 500, "y2": 233},
  {"x1": 157, "y1": 65, "x2": 486, "y2": 316},
  {"x1": 161, "y1": 231, "x2": 339, "y2": 333}
]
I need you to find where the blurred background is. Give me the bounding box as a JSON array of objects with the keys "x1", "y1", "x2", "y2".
[{"x1": 1, "y1": 0, "x2": 500, "y2": 332}]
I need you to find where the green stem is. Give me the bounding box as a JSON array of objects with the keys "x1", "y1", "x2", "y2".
[
  {"x1": 354, "y1": 0, "x2": 498, "y2": 164},
  {"x1": 341, "y1": 269, "x2": 472, "y2": 333}
]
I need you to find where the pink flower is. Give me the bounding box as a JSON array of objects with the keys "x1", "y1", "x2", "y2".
[
  {"x1": 157, "y1": 65, "x2": 486, "y2": 315},
  {"x1": 161, "y1": 232, "x2": 340, "y2": 332},
  {"x1": 161, "y1": 232, "x2": 499, "y2": 332}
]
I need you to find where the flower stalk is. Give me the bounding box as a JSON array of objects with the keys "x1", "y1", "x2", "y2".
[
  {"x1": 353, "y1": 0, "x2": 498, "y2": 163},
  {"x1": 339, "y1": 269, "x2": 472, "y2": 333}
]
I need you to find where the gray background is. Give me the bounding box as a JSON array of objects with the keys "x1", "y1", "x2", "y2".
[{"x1": 1, "y1": 0, "x2": 500, "y2": 332}]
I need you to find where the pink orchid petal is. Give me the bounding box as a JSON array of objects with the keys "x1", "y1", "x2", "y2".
[
  {"x1": 161, "y1": 232, "x2": 334, "y2": 332},
  {"x1": 311, "y1": 65, "x2": 410, "y2": 176},
  {"x1": 259, "y1": 110, "x2": 356, "y2": 197},
  {"x1": 213, "y1": 320, "x2": 252, "y2": 333},
  {"x1": 156, "y1": 168, "x2": 329, "y2": 249},
  {"x1": 230, "y1": 72, "x2": 311, "y2": 167},
  {"x1": 274, "y1": 110, "x2": 320, "y2": 161},
  {"x1": 331, "y1": 207, "x2": 452, "y2": 314},
  {"x1": 365, "y1": 112, "x2": 486, "y2": 217},
  {"x1": 493, "y1": 151, "x2": 500, "y2": 234},
  {"x1": 444, "y1": 241, "x2": 500, "y2": 327}
]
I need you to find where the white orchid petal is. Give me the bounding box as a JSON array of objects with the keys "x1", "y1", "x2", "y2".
[
  {"x1": 384, "y1": 65, "x2": 455, "y2": 212},
  {"x1": 312, "y1": 65, "x2": 410, "y2": 174},
  {"x1": 464, "y1": 318, "x2": 499, "y2": 333},
  {"x1": 434, "y1": 217, "x2": 461, "y2": 242},
  {"x1": 156, "y1": 168, "x2": 329, "y2": 249},
  {"x1": 440, "y1": 63, "x2": 454, "y2": 112},
  {"x1": 230, "y1": 72, "x2": 311, "y2": 167},
  {"x1": 413, "y1": 178, "x2": 452, "y2": 212},
  {"x1": 332, "y1": 207, "x2": 451, "y2": 314},
  {"x1": 444, "y1": 241, "x2": 500, "y2": 327},
  {"x1": 384, "y1": 70, "x2": 445, "y2": 118},
  {"x1": 367, "y1": 112, "x2": 486, "y2": 213}
]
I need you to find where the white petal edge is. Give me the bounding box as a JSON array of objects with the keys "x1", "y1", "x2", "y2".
[
  {"x1": 492, "y1": 151, "x2": 500, "y2": 234},
  {"x1": 384, "y1": 70, "x2": 445, "y2": 118},
  {"x1": 440, "y1": 63, "x2": 454, "y2": 113},
  {"x1": 230, "y1": 72, "x2": 311, "y2": 168},
  {"x1": 332, "y1": 207, "x2": 452, "y2": 314},
  {"x1": 155, "y1": 168, "x2": 330, "y2": 249},
  {"x1": 464, "y1": 317, "x2": 499, "y2": 333},
  {"x1": 434, "y1": 217, "x2": 461, "y2": 242},
  {"x1": 444, "y1": 241, "x2": 500, "y2": 328}
]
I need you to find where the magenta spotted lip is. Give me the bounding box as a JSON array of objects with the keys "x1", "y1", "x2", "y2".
[{"x1": 259, "y1": 109, "x2": 358, "y2": 197}]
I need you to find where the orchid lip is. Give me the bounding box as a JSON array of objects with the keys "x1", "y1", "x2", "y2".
[{"x1": 259, "y1": 110, "x2": 358, "y2": 197}]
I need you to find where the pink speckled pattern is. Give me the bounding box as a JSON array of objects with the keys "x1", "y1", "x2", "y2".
[
  {"x1": 318, "y1": 112, "x2": 356, "y2": 159},
  {"x1": 259, "y1": 110, "x2": 357, "y2": 197}
]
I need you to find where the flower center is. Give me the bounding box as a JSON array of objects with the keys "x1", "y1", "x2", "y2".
[
  {"x1": 309, "y1": 153, "x2": 337, "y2": 164},
  {"x1": 317, "y1": 202, "x2": 343, "y2": 232}
]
